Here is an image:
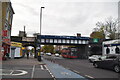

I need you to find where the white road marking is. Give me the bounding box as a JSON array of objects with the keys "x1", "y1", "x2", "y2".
[
  {"x1": 31, "y1": 65, "x2": 35, "y2": 78},
  {"x1": 12, "y1": 70, "x2": 28, "y2": 76},
  {"x1": 0, "y1": 69, "x2": 28, "y2": 76},
  {"x1": 73, "y1": 70, "x2": 80, "y2": 74},
  {"x1": 10, "y1": 70, "x2": 14, "y2": 75},
  {"x1": 44, "y1": 65, "x2": 48, "y2": 70},
  {"x1": 40, "y1": 65, "x2": 44, "y2": 70},
  {"x1": 44, "y1": 65, "x2": 56, "y2": 80},
  {"x1": 85, "y1": 75, "x2": 94, "y2": 79},
  {"x1": 61, "y1": 72, "x2": 71, "y2": 75},
  {"x1": 51, "y1": 75, "x2": 54, "y2": 78}
]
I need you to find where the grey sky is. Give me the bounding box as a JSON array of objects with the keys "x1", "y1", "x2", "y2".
[{"x1": 11, "y1": 0, "x2": 119, "y2": 37}]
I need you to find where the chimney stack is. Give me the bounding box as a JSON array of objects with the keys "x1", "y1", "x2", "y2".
[{"x1": 77, "y1": 33, "x2": 81, "y2": 37}]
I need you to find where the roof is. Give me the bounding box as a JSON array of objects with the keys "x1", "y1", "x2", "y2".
[
  {"x1": 8, "y1": 2, "x2": 15, "y2": 14},
  {"x1": 103, "y1": 39, "x2": 120, "y2": 44},
  {"x1": 37, "y1": 35, "x2": 90, "y2": 40}
]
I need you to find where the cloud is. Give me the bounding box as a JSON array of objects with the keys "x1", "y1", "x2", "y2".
[
  {"x1": 11, "y1": 0, "x2": 118, "y2": 37},
  {"x1": 41, "y1": 0, "x2": 120, "y2": 2}
]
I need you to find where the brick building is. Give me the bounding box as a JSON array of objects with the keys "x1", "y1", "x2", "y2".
[{"x1": 1, "y1": 1, "x2": 15, "y2": 60}]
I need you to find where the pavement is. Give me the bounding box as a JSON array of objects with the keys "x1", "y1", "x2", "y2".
[{"x1": 1, "y1": 56, "x2": 53, "y2": 79}]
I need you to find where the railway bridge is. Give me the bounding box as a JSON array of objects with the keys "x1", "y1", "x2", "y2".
[{"x1": 11, "y1": 35, "x2": 90, "y2": 58}]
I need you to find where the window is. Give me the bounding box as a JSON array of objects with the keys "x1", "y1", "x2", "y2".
[
  {"x1": 62, "y1": 39, "x2": 66, "y2": 43},
  {"x1": 115, "y1": 47, "x2": 120, "y2": 54},
  {"x1": 6, "y1": 9, "x2": 9, "y2": 20},
  {"x1": 9, "y1": 14, "x2": 13, "y2": 25},
  {"x1": 75, "y1": 40, "x2": 77, "y2": 44},
  {"x1": 46, "y1": 39, "x2": 49, "y2": 43},
  {"x1": 58, "y1": 39, "x2": 61, "y2": 43},
  {"x1": 54, "y1": 39, "x2": 57, "y2": 43},
  {"x1": 78, "y1": 40, "x2": 81, "y2": 44},
  {"x1": 7, "y1": 31, "x2": 10, "y2": 39},
  {"x1": 50, "y1": 39, "x2": 53, "y2": 43},
  {"x1": 66, "y1": 40, "x2": 69, "y2": 43},
  {"x1": 4, "y1": 25, "x2": 7, "y2": 30},
  {"x1": 82, "y1": 41, "x2": 86, "y2": 44},
  {"x1": 106, "y1": 47, "x2": 110, "y2": 54},
  {"x1": 71, "y1": 40, "x2": 74, "y2": 43},
  {"x1": 41, "y1": 39, "x2": 45, "y2": 43}
]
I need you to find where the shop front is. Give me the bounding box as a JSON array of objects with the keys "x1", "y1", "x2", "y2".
[
  {"x1": 10, "y1": 42, "x2": 23, "y2": 59},
  {"x1": 2, "y1": 39, "x2": 11, "y2": 60}
]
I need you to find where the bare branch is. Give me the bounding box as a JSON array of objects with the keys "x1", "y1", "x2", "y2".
[{"x1": 94, "y1": 17, "x2": 119, "y2": 39}]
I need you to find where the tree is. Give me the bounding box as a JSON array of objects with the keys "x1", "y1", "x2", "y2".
[
  {"x1": 31, "y1": 48, "x2": 35, "y2": 53},
  {"x1": 95, "y1": 17, "x2": 119, "y2": 39},
  {"x1": 90, "y1": 31, "x2": 105, "y2": 39},
  {"x1": 42, "y1": 45, "x2": 54, "y2": 53}
]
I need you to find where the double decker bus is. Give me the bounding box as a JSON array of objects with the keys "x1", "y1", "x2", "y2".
[{"x1": 61, "y1": 47, "x2": 78, "y2": 59}]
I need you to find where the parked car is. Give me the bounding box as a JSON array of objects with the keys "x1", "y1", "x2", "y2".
[
  {"x1": 88, "y1": 55, "x2": 102, "y2": 63},
  {"x1": 55, "y1": 53, "x2": 59, "y2": 57},
  {"x1": 46, "y1": 53, "x2": 52, "y2": 56},
  {"x1": 93, "y1": 54, "x2": 120, "y2": 73},
  {"x1": 41, "y1": 52, "x2": 44, "y2": 55}
]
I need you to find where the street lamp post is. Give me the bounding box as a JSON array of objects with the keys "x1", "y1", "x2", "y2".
[
  {"x1": 38, "y1": 7, "x2": 45, "y2": 61},
  {"x1": 40, "y1": 7, "x2": 45, "y2": 37}
]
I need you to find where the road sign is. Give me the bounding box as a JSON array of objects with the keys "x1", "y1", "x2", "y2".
[
  {"x1": 22, "y1": 37, "x2": 35, "y2": 42},
  {"x1": 93, "y1": 38, "x2": 99, "y2": 43}
]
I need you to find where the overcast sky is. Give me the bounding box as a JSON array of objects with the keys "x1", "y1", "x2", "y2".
[{"x1": 11, "y1": 0, "x2": 119, "y2": 37}]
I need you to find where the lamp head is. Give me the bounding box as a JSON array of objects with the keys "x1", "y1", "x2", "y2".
[{"x1": 41, "y1": 7, "x2": 45, "y2": 8}]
